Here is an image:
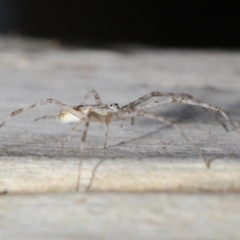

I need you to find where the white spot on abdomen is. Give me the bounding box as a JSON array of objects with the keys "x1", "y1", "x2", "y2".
[{"x1": 60, "y1": 112, "x2": 80, "y2": 123}]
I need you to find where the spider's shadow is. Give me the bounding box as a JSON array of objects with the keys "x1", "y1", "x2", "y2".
[
  {"x1": 86, "y1": 90, "x2": 240, "y2": 191},
  {"x1": 109, "y1": 124, "x2": 170, "y2": 148}
]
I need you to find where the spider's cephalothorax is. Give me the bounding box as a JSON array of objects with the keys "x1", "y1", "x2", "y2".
[
  {"x1": 108, "y1": 103, "x2": 120, "y2": 112},
  {"x1": 0, "y1": 90, "x2": 239, "y2": 191}
]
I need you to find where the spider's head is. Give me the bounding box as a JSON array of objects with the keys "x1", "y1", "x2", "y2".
[{"x1": 108, "y1": 103, "x2": 120, "y2": 112}]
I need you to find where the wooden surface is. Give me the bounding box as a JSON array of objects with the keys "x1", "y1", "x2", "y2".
[{"x1": 0, "y1": 36, "x2": 240, "y2": 239}]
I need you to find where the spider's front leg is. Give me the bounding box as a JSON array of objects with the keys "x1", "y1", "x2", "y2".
[
  {"x1": 136, "y1": 96, "x2": 238, "y2": 133},
  {"x1": 120, "y1": 92, "x2": 193, "y2": 128},
  {"x1": 121, "y1": 91, "x2": 193, "y2": 110}
]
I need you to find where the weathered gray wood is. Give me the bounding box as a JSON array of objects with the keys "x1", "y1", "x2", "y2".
[
  {"x1": 0, "y1": 193, "x2": 240, "y2": 240},
  {"x1": 0, "y1": 157, "x2": 240, "y2": 193},
  {"x1": 0, "y1": 36, "x2": 240, "y2": 239}
]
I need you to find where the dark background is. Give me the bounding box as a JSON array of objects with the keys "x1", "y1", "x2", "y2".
[{"x1": 1, "y1": 0, "x2": 240, "y2": 48}]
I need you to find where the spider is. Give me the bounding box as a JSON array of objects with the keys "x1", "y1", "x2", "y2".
[{"x1": 0, "y1": 90, "x2": 239, "y2": 191}]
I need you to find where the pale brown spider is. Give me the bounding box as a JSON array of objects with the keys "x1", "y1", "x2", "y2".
[{"x1": 1, "y1": 90, "x2": 239, "y2": 191}]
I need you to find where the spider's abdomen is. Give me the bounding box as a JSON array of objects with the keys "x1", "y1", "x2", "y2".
[{"x1": 59, "y1": 111, "x2": 81, "y2": 123}]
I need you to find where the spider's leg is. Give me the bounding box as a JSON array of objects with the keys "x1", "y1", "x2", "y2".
[
  {"x1": 76, "y1": 111, "x2": 113, "y2": 191},
  {"x1": 176, "y1": 98, "x2": 237, "y2": 134},
  {"x1": 34, "y1": 115, "x2": 60, "y2": 121},
  {"x1": 143, "y1": 112, "x2": 209, "y2": 167},
  {"x1": 61, "y1": 120, "x2": 83, "y2": 147},
  {"x1": 117, "y1": 111, "x2": 210, "y2": 168},
  {"x1": 121, "y1": 91, "x2": 193, "y2": 110},
  {"x1": 0, "y1": 98, "x2": 84, "y2": 129},
  {"x1": 137, "y1": 97, "x2": 234, "y2": 133},
  {"x1": 121, "y1": 92, "x2": 192, "y2": 127},
  {"x1": 202, "y1": 108, "x2": 229, "y2": 132},
  {"x1": 103, "y1": 112, "x2": 114, "y2": 148},
  {"x1": 81, "y1": 90, "x2": 103, "y2": 105},
  {"x1": 176, "y1": 97, "x2": 239, "y2": 133}
]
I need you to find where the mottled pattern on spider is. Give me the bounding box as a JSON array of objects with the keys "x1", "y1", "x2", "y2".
[{"x1": 0, "y1": 90, "x2": 239, "y2": 170}]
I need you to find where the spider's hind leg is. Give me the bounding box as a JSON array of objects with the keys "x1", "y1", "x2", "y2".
[
  {"x1": 76, "y1": 111, "x2": 114, "y2": 191},
  {"x1": 134, "y1": 95, "x2": 234, "y2": 133},
  {"x1": 0, "y1": 98, "x2": 70, "y2": 129},
  {"x1": 34, "y1": 115, "x2": 60, "y2": 122},
  {"x1": 178, "y1": 97, "x2": 239, "y2": 133},
  {"x1": 121, "y1": 91, "x2": 193, "y2": 110}
]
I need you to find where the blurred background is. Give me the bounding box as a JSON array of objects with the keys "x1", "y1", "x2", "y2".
[{"x1": 1, "y1": 0, "x2": 240, "y2": 48}]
